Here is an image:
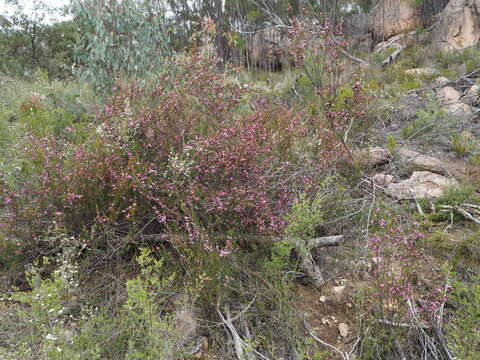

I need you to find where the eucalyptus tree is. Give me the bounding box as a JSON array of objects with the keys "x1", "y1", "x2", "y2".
[{"x1": 72, "y1": 0, "x2": 171, "y2": 95}]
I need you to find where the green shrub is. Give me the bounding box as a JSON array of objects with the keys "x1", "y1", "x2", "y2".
[
  {"x1": 401, "y1": 100, "x2": 452, "y2": 143},
  {"x1": 448, "y1": 274, "x2": 480, "y2": 360},
  {"x1": 451, "y1": 132, "x2": 477, "y2": 157},
  {"x1": 1, "y1": 247, "x2": 180, "y2": 360}
]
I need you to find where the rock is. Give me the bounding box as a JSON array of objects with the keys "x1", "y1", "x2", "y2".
[
  {"x1": 356, "y1": 147, "x2": 392, "y2": 168},
  {"x1": 372, "y1": 173, "x2": 394, "y2": 186},
  {"x1": 434, "y1": 76, "x2": 450, "y2": 87},
  {"x1": 338, "y1": 323, "x2": 349, "y2": 338},
  {"x1": 464, "y1": 84, "x2": 480, "y2": 105},
  {"x1": 405, "y1": 68, "x2": 440, "y2": 77},
  {"x1": 332, "y1": 285, "x2": 346, "y2": 298},
  {"x1": 437, "y1": 86, "x2": 461, "y2": 105},
  {"x1": 437, "y1": 86, "x2": 473, "y2": 117},
  {"x1": 444, "y1": 102, "x2": 474, "y2": 118},
  {"x1": 397, "y1": 148, "x2": 445, "y2": 174},
  {"x1": 433, "y1": 0, "x2": 480, "y2": 51},
  {"x1": 369, "y1": 0, "x2": 423, "y2": 41},
  {"x1": 386, "y1": 171, "x2": 457, "y2": 199}
]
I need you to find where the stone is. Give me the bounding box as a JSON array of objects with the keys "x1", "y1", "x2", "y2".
[
  {"x1": 372, "y1": 173, "x2": 394, "y2": 186},
  {"x1": 386, "y1": 171, "x2": 457, "y2": 199},
  {"x1": 434, "y1": 76, "x2": 450, "y2": 87},
  {"x1": 338, "y1": 323, "x2": 349, "y2": 338},
  {"x1": 437, "y1": 86, "x2": 473, "y2": 117},
  {"x1": 404, "y1": 68, "x2": 440, "y2": 77},
  {"x1": 397, "y1": 148, "x2": 445, "y2": 174},
  {"x1": 464, "y1": 84, "x2": 480, "y2": 106},
  {"x1": 433, "y1": 0, "x2": 480, "y2": 51},
  {"x1": 332, "y1": 285, "x2": 346, "y2": 297},
  {"x1": 437, "y1": 86, "x2": 461, "y2": 105},
  {"x1": 444, "y1": 102, "x2": 474, "y2": 118},
  {"x1": 356, "y1": 147, "x2": 392, "y2": 168}
]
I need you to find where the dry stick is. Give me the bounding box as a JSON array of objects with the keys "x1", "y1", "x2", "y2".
[
  {"x1": 378, "y1": 318, "x2": 428, "y2": 330},
  {"x1": 438, "y1": 205, "x2": 480, "y2": 224},
  {"x1": 457, "y1": 208, "x2": 480, "y2": 224},
  {"x1": 435, "y1": 281, "x2": 454, "y2": 360},
  {"x1": 217, "y1": 301, "x2": 271, "y2": 360},
  {"x1": 461, "y1": 203, "x2": 480, "y2": 209},
  {"x1": 382, "y1": 43, "x2": 403, "y2": 67},
  {"x1": 434, "y1": 68, "x2": 480, "y2": 90},
  {"x1": 407, "y1": 300, "x2": 447, "y2": 360},
  {"x1": 307, "y1": 235, "x2": 343, "y2": 249},
  {"x1": 365, "y1": 177, "x2": 376, "y2": 247},
  {"x1": 303, "y1": 319, "x2": 348, "y2": 360},
  {"x1": 394, "y1": 339, "x2": 407, "y2": 360},
  {"x1": 297, "y1": 235, "x2": 343, "y2": 288}
]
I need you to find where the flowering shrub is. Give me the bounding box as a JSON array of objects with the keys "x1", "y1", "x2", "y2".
[
  {"x1": 0, "y1": 19, "x2": 365, "y2": 258},
  {"x1": 368, "y1": 208, "x2": 449, "y2": 326},
  {"x1": 288, "y1": 13, "x2": 369, "y2": 141}
]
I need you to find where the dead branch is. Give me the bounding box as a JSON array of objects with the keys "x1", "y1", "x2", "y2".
[
  {"x1": 305, "y1": 235, "x2": 344, "y2": 249},
  {"x1": 394, "y1": 339, "x2": 407, "y2": 360},
  {"x1": 217, "y1": 301, "x2": 270, "y2": 360},
  {"x1": 298, "y1": 250, "x2": 325, "y2": 288},
  {"x1": 296, "y1": 235, "x2": 343, "y2": 288},
  {"x1": 303, "y1": 319, "x2": 349, "y2": 360},
  {"x1": 382, "y1": 43, "x2": 403, "y2": 67},
  {"x1": 434, "y1": 68, "x2": 480, "y2": 90},
  {"x1": 438, "y1": 205, "x2": 480, "y2": 224},
  {"x1": 378, "y1": 318, "x2": 428, "y2": 330}
]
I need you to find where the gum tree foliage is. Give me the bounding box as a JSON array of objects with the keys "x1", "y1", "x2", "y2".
[{"x1": 72, "y1": 0, "x2": 171, "y2": 94}]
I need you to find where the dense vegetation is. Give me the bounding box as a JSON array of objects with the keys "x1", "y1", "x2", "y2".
[{"x1": 0, "y1": 1, "x2": 478, "y2": 359}]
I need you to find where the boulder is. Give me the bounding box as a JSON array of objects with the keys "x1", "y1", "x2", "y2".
[
  {"x1": 369, "y1": 0, "x2": 423, "y2": 41},
  {"x1": 386, "y1": 171, "x2": 457, "y2": 199},
  {"x1": 464, "y1": 84, "x2": 480, "y2": 105},
  {"x1": 397, "y1": 148, "x2": 445, "y2": 174},
  {"x1": 404, "y1": 67, "x2": 440, "y2": 77},
  {"x1": 437, "y1": 85, "x2": 473, "y2": 117},
  {"x1": 372, "y1": 173, "x2": 395, "y2": 186},
  {"x1": 437, "y1": 86, "x2": 461, "y2": 104},
  {"x1": 444, "y1": 102, "x2": 474, "y2": 118},
  {"x1": 433, "y1": 0, "x2": 480, "y2": 51},
  {"x1": 434, "y1": 76, "x2": 450, "y2": 87},
  {"x1": 356, "y1": 147, "x2": 392, "y2": 168}
]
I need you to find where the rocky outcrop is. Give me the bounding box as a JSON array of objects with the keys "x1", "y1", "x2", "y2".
[
  {"x1": 433, "y1": 0, "x2": 480, "y2": 51},
  {"x1": 386, "y1": 171, "x2": 457, "y2": 199},
  {"x1": 246, "y1": 27, "x2": 290, "y2": 71},
  {"x1": 372, "y1": 173, "x2": 395, "y2": 186},
  {"x1": 356, "y1": 146, "x2": 392, "y2": 168},
  {"x1": 369, "y1": 0, "x2": 423, "y2": 41},
  {"x1": 436, "y1": 85, "x2": 474, "y2": 118},
  {"x1": 464, "y1": 84, "x2": 480, "y2": 105},
  {"x1": 434, "y1": 76, "x2": 450, "y2": 86},
  {"x1": 397, "y1": 148, "x2": 445, "y2": 174}
]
